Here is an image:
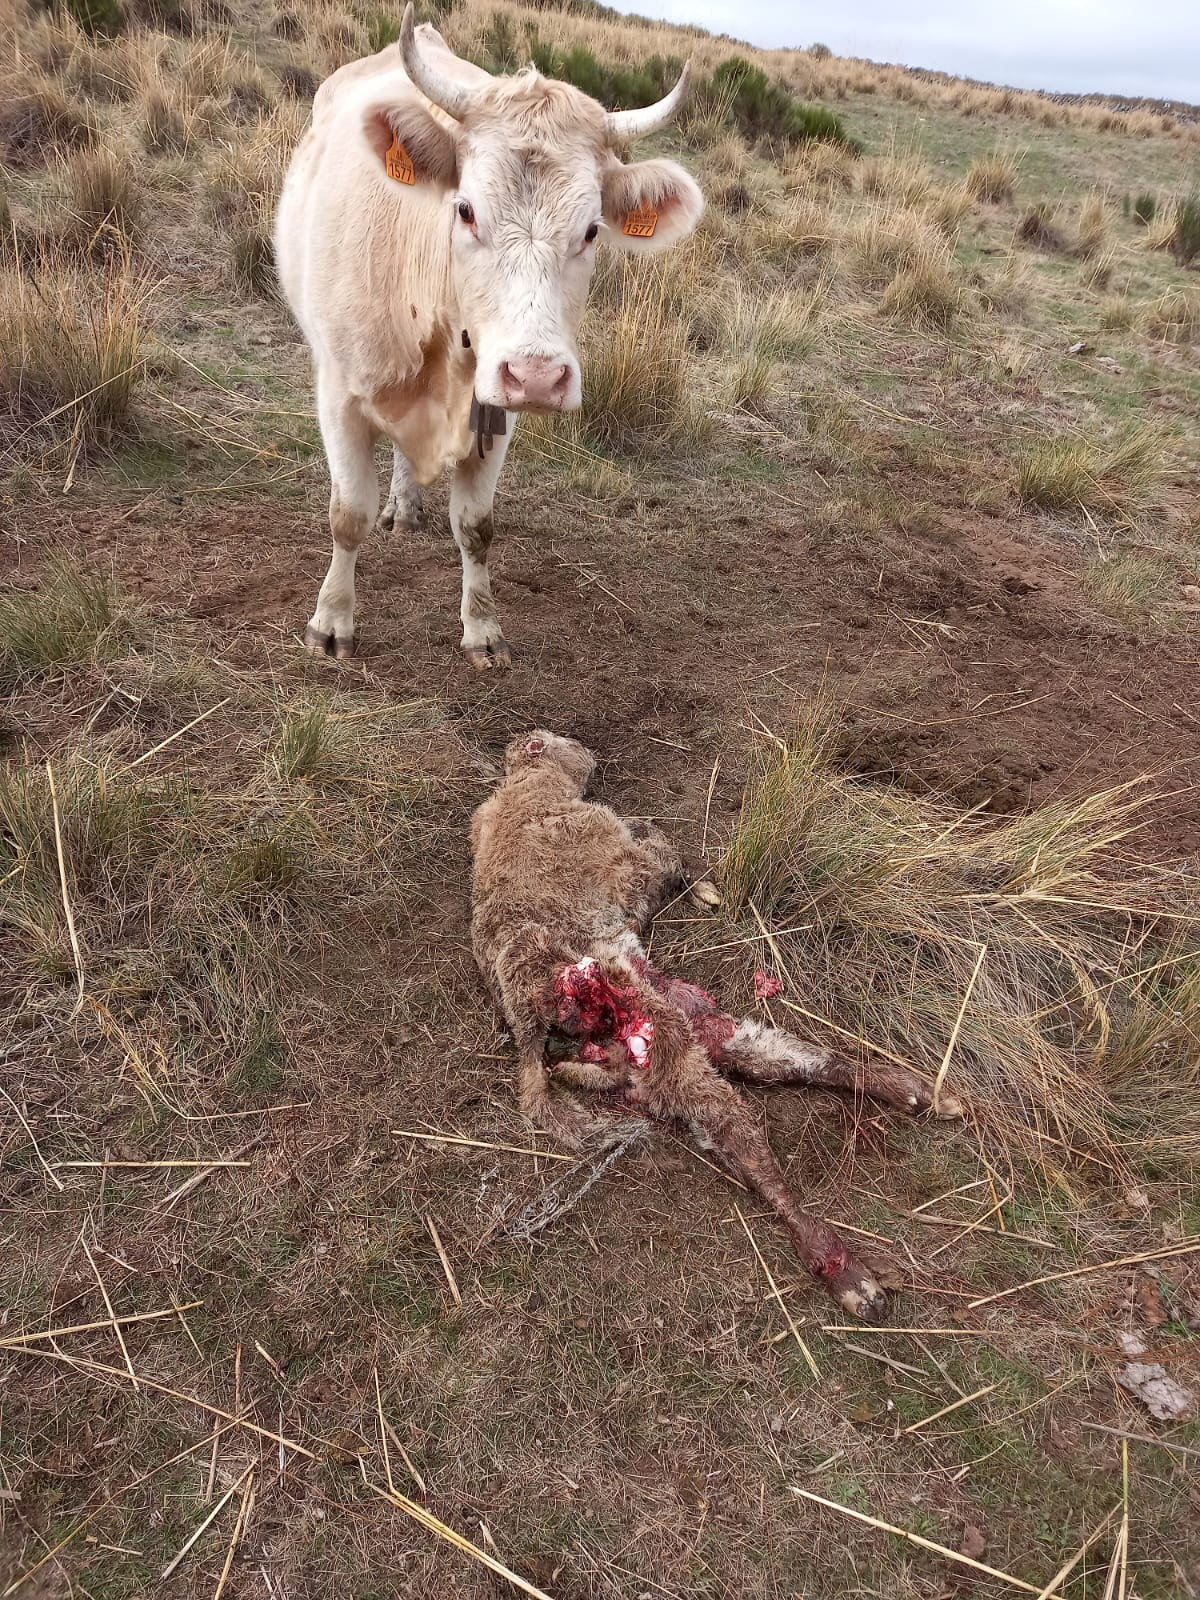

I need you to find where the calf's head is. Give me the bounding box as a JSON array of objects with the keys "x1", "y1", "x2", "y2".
[
  {"x1": 504, "y1": 730, "x2": 596, "y2": 793},
  {"x1": 363, "y1": 5, "x2": 704, "y2": 413}
]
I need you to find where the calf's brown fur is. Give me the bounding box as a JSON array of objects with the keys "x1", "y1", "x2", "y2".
[{"x1": 471, "y1": 730, "x2": 962, "y2": 1321}]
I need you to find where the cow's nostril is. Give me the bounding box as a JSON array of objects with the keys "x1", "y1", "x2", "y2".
[{"x1": 551, "y1": 365, "x2": 571, "y2": 399}]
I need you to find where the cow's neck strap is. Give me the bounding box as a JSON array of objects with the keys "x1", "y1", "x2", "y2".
[{"x1": 470, "y1": 397, "x2": 507, "y2": 460}]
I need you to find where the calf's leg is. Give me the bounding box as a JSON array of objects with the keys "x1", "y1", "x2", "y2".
[
  {"x1": 719, "y1": 1020, "x2": 963, "y2": 1117},
  {"x1": 668, "y1": 1062, "x2": 888, "y2": 1320},
  {"x1": 306, "y1": 374, "x2": 378, "y2": 659},
  {"x1": 450, "y1": 421, "x2": 514, "y2": 670},
  {"x1": 379, "y1": 446, "x2": 423, "y2": 534},
  {"x1": 622, "y1": 820, "x2": 720, "y2": 922}
]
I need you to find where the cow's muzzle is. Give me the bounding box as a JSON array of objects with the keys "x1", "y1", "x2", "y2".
[{"x1": 499, "y1": 357, "x2": 573, "y2": 411}]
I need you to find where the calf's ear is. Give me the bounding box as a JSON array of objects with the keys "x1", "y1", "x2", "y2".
[
  {"x1": 362, "y1": 101, "x2": 458, "y2": 189},
  {"x1": 601, "y1": 157, "x2": 703, "y2": 254}
]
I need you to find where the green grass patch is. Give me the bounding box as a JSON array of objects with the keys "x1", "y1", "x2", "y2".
[{"x1": 0, "y1": 562, "x2": 129, "y2": 688}]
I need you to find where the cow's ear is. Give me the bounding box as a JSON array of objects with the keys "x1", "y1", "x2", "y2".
[
  {"x1": 601, "y1": 157, "x2": 703, "y2": 255},
  {"x1": 362, "y1": 101, "x2": 458, "y2": 189}
]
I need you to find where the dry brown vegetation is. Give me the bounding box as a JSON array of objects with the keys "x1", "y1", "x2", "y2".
[{"x1": 2, "y1": 1, "x2": 1200, "y2": 1598}]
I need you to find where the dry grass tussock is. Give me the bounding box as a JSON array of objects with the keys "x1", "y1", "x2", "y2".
[
  {"x1": 965, "y1": 150, "x2": 1020, "y2": 203},
  {"x1": 857, "y1": 149, "x2": 933, "y2": 207},
  {"x1": 744, "y1": 191, "x2": 836, "y2": 270},
  {"x1": 973, "y1": 251, "x2": 1031, "y2": 317},
  {"x1": 1099, "y1": 292, "x2": 1136, "y2": 330},
  {"x1": 1142, "y1": 287, "x2": 1200, "y2": 343},
  {"x1": 921, "y1": 180, "x2": 974, "y2": 240},
  {"x1": 48, "y1": 143, "x2": 146, "y2": 257},
  {"x1": 0, "y1": 248, "x2": 149, "y2": 461},
  {"x1": 0, "y1": 560, "x2": 128, "y2": 690},
  {"x1": 1081, "y1": 249, "x2": 1115, "y2": 290},
  {"x1": 552, "y1": 254, "x2": 707, "y2": 452},
  {"x1": 878, "y1": 253, "x2": 961, "y2": 329},
  {"x1": 720, "y1": 708, "x2": 1200, "y2": 1175},
  {"x1": 1085, "y1": 549, "x2": 1174, "y2": 620},
  {"x1": 723, "y1": 282, "x2": 826, "y2": 412},
  {"x1": 783, "y1": 139, "x2": 857, "y2": 193},
  {"x1": 64, "y1": 29, "x2": 161, "y2": 103},
  {"x1": 840, "y1": 203, "x2": 953, "y2": 291},
  {"x1": 1074, "y1": 191, "x2": 1109, "y2": 259},
  {"x1": 1140, "y1": 205, "x2": 1178, "y2": 252},
  {"x1": 0, "y1": 71, "x2": 97, "y2": 169},
  {"x1": 1017, "y1": 201, "x2": 1064, "y2": 251},
  {"x1": 1017, "y1": 424, "x2": 1165, "y2": 519},
  {"x1": 203, "y1": 105, "x2": 304, "y2": 292}
]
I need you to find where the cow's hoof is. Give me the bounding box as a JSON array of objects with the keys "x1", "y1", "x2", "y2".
[
  {"x1": 828, "y1": 1265, "x2": 889, "y2": 1323},
  {"x1": 378, "y1": 497, "x2": 422, "y2": 534},
  {"x1": 463, "y1": 639, "x2": 512, "y2": 671},
  {"x1": 690, "y1": 879, "x2": 723, "y2": 910},
  {"x1": 304, "y1": 624, "x2": 355, "y2": 660}
]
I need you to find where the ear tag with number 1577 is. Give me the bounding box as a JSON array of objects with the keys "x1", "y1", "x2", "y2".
[{"x1": 385, "y1": 134, "x2": 415, "y2": 185}]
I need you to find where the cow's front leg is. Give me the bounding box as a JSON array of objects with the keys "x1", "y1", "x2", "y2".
[
  {"x1": 306, "y1": 377, "x2": 378, "y2": 659},
  {"x1": 450, "y1": 420, "x2": 514, "y2": 671},
  {"x1": 378, "y1": 445, "x2": 423, "y2": 534}
]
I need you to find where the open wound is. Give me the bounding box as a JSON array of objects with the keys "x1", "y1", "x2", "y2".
[
  {"x1": 551, "y1": 958, "x2": 655, "y2": 1068},
  {"x1": 385, "y1": 134, "x2": 416, "y2": 185},
  {"x1": 622, "y1": 204, "x2": 659, "y2": 239}
]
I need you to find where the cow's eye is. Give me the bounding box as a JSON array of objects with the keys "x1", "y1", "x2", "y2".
[
  {"x1": 584, "y1": 222, "x2": 599, "y2": 244},
  {"x1": 457, "y1": 200, "x2": 475, "y2": 226}
]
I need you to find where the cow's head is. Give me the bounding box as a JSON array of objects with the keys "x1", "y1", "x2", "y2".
[{"x1": 362, "y1": 5, "x2": 703, "y2": 414}]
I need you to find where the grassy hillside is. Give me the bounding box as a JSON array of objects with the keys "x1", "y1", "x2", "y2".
[{"x1": 1, "y1": 1, "x2": 1199, "y2": 1597}]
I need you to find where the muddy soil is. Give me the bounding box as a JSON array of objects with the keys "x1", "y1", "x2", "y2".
[{"x1": 36, "y1": 458, "x2": 1200, "y2": 860}]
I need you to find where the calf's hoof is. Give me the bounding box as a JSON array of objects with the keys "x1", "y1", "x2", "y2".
[
  {"x1": 901, "y1": 1075, "x2": 965, "y2": 1120},
  {"x1": 463, "y1": 639, "x2": 512, "y2": 671},
  {"x1": 826, "y1": 1262, "x2": 889, "y2": 1323},
  {"x1": 930, "y1": 1088, "x2": 965, "y2": 1119},
  {"x1": 304, "y1": 623, "x2": 355, "y2": 661},
  {"x1": 690, "y1": 879, "x2": 723, "y2": 910}
]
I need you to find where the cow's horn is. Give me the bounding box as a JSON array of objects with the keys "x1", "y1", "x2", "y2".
[
  {"x1": 605, "y1": 62, "x2": 692, "y2": 142},
  {"x1": 399, "y1": 2, "x2": 477, "y2": 120}
]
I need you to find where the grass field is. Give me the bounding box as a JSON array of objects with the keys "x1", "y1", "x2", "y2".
[{"x1": 2, "y1": 0, "x2": 1199, "y2": 1596}]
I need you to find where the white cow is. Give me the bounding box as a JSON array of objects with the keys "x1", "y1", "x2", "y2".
[{"x1": 274, "y1": 4, "x2": 703, "y2": 668}]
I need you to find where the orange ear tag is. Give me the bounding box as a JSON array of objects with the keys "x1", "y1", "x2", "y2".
[
  {"x1": 623, "y1": 204, "x2": 659, "y2": 239},
  {"x1": 385, "y1": 133, "x2": 416, "y2": 185}
]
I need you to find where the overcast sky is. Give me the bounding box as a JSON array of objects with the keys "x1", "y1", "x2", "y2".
[{"x1": 613, "y1": 1, "x2": 1200, "y2": 104}]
